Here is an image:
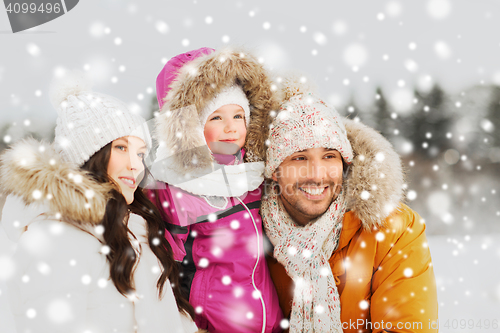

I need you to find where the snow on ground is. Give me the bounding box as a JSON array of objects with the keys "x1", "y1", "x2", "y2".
[{"x1": 429, "y1": 234, "x2": 500, "y2": 332}]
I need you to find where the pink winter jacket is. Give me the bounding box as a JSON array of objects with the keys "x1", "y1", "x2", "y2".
[{"x1": 147, "y1": 152, "x2": 283, "y2": 333}]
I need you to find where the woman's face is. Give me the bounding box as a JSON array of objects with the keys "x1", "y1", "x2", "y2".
[{"x1": 107, "y1": 136, "x2": 147, "y2": 204}]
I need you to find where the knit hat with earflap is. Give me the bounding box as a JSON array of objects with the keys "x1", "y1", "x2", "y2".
[
  {"x1": 265, "y1": 77, "x2": 354, "y2": 178},
  {"x1": 51, "y1": 70, "x2": 152, "y2": 167}
]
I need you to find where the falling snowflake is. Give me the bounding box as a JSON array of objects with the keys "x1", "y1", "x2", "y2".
[
  {"x1": 198, "y1": 258, "x2": 209, "y2": 268},
  {"x1": 233, "y1": 286, "x2": 244, "y2": 298},
  {"x1": 359, "y1": 300, "x2": 369, "y2": 310},
  {"x1": 26, "y1": 308, "x2": 37, "y2": 319},
  {"x1": 47, "y1": 299, "x2": 74, "y2": 324},
  {"x1": 434, "y1": 41, "x2": 452, "y2": 60},
  {"x1": 390, "y1": 88, "x2": 414, "y2": 114},
  {"x1": 280, "y1": 319, "x2": 290, "y2": 329},
  {"x1": 313, "y1": 32, "x2": 327, "y2": 45},
  {"x1": 426, "y1": 0, "x2": 452, "y2": 19},
  {"x1": 81, "y1": 275, "x2": 92, "y2": 285},
  {"x1": 403, "y1": 268, "x2": 414, "y2": 278},
  {"x1": 331, "y1": 21, "x2": 347, "y2": 36},
  {"x1": 89, "y1": 22, "x2": 106, "y2": 37},
  {"x1": 385, "y1": 1, "x2": 402, "y2": 17},
  {"x1": 26, "y1": 43, "x2": 41, "y2": 57},
  {"x1": 155, "y1": 21, "x2": 169, "y2": 34},
  {"x1": 407, "y1": 190, "x2": 418, "y2": 201},
  {"x1": 343, "y1": 43, "x2": 368, "y2": 68}
]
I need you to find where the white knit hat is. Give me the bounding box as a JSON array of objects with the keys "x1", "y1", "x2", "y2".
[
  {"x1": 265, "y1": 92, "x2": 354, "y2": 178},
  {"x1": 50, "y1": 70, "x2": 152, "y2": 167},
  {"x1": 200, "y1": 84, "x2": 250, "y2": 128}
]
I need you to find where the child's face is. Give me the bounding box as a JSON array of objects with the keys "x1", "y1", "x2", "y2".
[{"x1": 204, "y1": 104, "x2": 247, "y2": 155}]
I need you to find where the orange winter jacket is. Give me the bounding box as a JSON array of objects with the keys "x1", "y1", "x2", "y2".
[{"x1": 267, "y1": 204, "x2": 438, "y2": 333}]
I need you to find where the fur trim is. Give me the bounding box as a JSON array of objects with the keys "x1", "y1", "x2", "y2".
[
  {"x1": 343, "y1": 119, "x2": 405, "y2": 229},
  {"x1": 272, "y1": 74, "x2": 405, "y2": 228},
  {"x1": 155, "y1": 46, "x2": 279, "y2": 174},
  {"x1": 49, "y1": 70, "x2": 92, "y2": 109},
  {"x1": 0, "y1": 138, "x2": 112, "y2": 226}
]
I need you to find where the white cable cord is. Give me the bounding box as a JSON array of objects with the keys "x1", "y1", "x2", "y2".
[{"x1": 237, "y1": 197, "x2": 266, "y2": 333}]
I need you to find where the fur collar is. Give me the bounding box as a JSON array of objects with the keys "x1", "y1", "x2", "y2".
[
  {"x1": 0, "y1": 138, "x2": 112, "y2": 227},
  {"x1": 154, "y1": 46, "x2": 279, "y2": 175},
  {"x1": 343, "y1": 119, "x2": 405, "y2": 229}
]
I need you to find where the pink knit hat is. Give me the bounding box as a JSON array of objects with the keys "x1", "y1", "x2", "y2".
[{"x1": 156, "y1": 47, "x2": 215, "y2": 109}]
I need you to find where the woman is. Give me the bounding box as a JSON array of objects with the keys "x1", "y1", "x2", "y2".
[{"x1": 0, "y1": 71, "x2": 200, "y2": 333}]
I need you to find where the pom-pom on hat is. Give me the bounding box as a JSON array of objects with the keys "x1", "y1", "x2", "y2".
[
  {"x1": 51, "y1": 70, "x2": 152, "y2": 166},
  {"x1": 265, "y1": 76, "x2": 354, "y2": 178}
]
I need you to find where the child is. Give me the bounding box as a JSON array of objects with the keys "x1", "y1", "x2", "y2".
[
  {"x1": 1, "y1": 72, "x2": 199, "y2": 333},
  {"x1": 148, "y1": 47, "x2": 284, "y2": 333}
]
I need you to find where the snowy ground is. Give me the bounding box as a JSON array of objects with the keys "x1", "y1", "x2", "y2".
[
  {"x1": 1, "y1": 219, "x2": 499, "y2": 333},
  {"x1": 429, "y1": 234, "x2": 500, "y2": 332}
]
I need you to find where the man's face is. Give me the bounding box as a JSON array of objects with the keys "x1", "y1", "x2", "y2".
[{"x1": 272, "y1": 148, "x2": 344, "y2": 226}]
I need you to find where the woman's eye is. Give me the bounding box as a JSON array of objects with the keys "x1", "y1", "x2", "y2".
[
  {"x1": 116, "y1": 145, "x2": 126, "y2": 151},
  {"x1": 292, "y1": 156, "x2": 306, "y2": 161},
  {"x1": 138, "y1": 153, "x2": 146, "y2": 159},
  {"x1": 234, "y1": 114, "x2": 244, "y2": 119},
  {"x1": 210, "y1": 116, "x2": 221, "y2": 121}
]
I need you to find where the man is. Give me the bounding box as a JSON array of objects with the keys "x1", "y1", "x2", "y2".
[{"x1": 262, "y1": 79, "x2": 438, "y2": 333}]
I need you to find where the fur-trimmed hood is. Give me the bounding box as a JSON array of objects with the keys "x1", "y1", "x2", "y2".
[
  {"x1": 154, "y1": 46, "x2": 279, "y2": 175},
  {"x1": 272, "y1": 77, "x2": 405, "y2": 229},
  {"x1": 343, "y1": 119, "x2": 405, "y2": 229},
  {"x1": 0, "y1": 138, "x2": 112, "y2": 229}
]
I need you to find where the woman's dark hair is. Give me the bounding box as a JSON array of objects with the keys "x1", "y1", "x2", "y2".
[{"x1": 81, "y1": 142, "x2": 194, "y2": 319}]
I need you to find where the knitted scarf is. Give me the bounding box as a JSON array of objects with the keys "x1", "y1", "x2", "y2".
[{"x1": 261, "y1": 184, "x2": 346, "y2": 333}]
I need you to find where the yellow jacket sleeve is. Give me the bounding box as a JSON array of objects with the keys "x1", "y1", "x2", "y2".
[{"x1": 369, "y1": 204, "x2": 439, "y2": 333}]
